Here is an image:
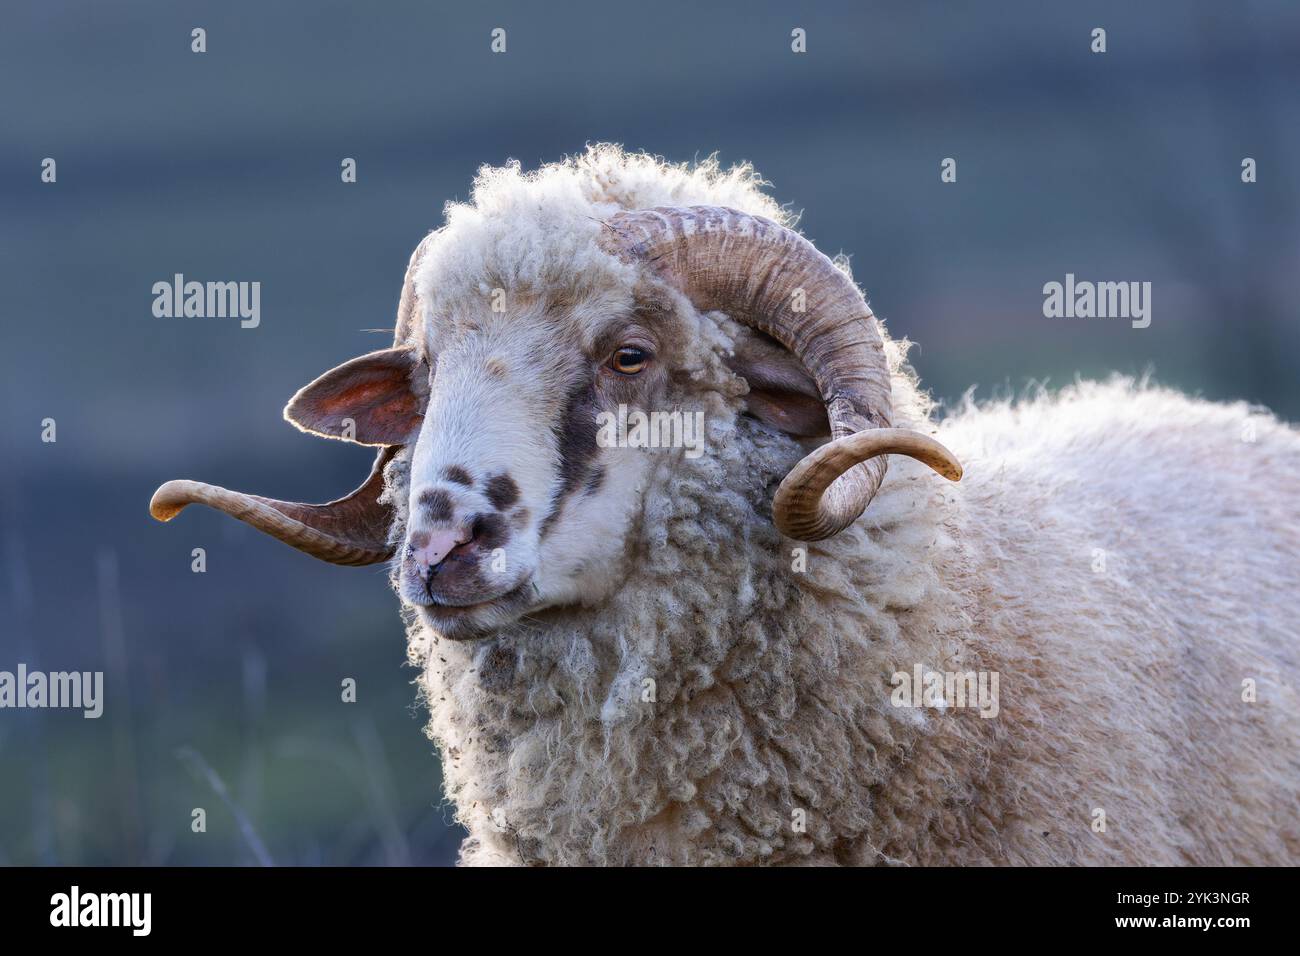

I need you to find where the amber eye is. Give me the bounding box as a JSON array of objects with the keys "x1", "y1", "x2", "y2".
[{"x1": 609, "y1": 346, "x2": 650, "y2": 375}]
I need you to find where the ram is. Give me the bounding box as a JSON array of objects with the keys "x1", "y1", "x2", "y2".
[{"x1": 150, "y1": 146, "x2": 1300, "y2": 865}]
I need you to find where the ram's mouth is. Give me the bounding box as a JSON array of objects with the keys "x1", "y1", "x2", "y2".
[{"x1": 416, "y1": 579, "x2": 535, "y2": 639}]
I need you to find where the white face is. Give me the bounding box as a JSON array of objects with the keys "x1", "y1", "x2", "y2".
[
  {"x1": 154, "y1": 262, "x2": 833, "y2": 620},
  {"x1": 395, "y1": 294, "x2": 678, "y2": 639}
]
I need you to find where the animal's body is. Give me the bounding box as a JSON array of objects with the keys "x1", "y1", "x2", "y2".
[
  {"x1": 414, "y1": 380, "x2": 1300, "y2": 866},
  {"x1": 152, "y1": 146, "x2": 1300, "y2": 865}
]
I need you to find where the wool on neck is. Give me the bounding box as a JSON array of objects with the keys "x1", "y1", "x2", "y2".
[{"x1": 395, "y1": 357, "x2": 990, "y2": 866}]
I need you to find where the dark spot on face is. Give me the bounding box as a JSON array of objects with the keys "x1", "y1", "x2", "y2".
[
  {"x1": 471, "y1": 512, "x2": 510, "y2": 551},
  {"x1": 418, "y1": 488, "x2": 454, "y2": 523},
  {"x1": 484, "y1": 473, "x2": 520, "y2": 511},
  {"x1": 541, "y1": 372, "x2": 600, "y2": 536},
  {"x1": 583, "y1": 466, "x2": 606, "y2": 497},
  {"x1": 443, "y1": 466, "x2": 473, "y2": 487}
]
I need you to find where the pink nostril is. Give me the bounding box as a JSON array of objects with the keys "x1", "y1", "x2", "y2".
[{"x1": 410, "y1": 526, "x2": 474, "y2": 576}]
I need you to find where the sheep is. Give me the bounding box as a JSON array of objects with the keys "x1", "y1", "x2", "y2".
[{"x1": 150, "y1": 145, "x2": 1300, "y2": 866}]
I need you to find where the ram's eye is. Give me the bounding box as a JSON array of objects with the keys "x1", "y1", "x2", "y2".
[{"x1": 609, "y1": 346, "x2": 650, "y2": 375}]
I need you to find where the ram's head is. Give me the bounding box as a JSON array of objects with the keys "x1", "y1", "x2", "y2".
[{"x1": 151, "y1": 206, "x2": 961, "y2": 639}]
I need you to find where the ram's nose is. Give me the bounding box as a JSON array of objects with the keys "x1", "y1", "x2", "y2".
[{"x1": 408, "y1": 525, "x2": 475, "y2": 578}]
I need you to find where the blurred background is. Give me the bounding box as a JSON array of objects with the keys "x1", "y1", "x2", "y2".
[{"x1": 1, "y1": 0, "x2": 1297, "y2": 865}]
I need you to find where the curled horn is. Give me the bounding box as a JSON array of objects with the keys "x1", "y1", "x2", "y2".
[
  {"x1": 148, "y1": 234, "x2": 435, "y2": 564},
  {"x1": 600, "y1": 206, "x2": 961, "y2": 540}
]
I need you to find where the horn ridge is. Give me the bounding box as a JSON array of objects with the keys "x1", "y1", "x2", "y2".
[
  {"x1": 601, "y1": 205, "x2": 961, "y2": 540},
  {"x1": 149, "y1": 447, "x2": 398, "y2": 566}
]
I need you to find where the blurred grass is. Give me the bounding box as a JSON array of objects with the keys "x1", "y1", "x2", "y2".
[
  {"x1": 0, "y1": 638, "x2": 462, "y2": 865},
  {"x1": 1, "y1": 517, "x2": 461, "y2": 866}
]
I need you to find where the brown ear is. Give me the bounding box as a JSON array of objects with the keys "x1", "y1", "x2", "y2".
[
  {"x1": 284, "y1": 347, "x2": 425, "y2": 445},
  {"x1": 726, "y1": 332, "x2": 830, "y2": 438}
]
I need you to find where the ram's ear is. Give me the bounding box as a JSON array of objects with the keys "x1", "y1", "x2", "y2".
[
  {"x1": 284, "y1": 346, "x2": 425, "y2": 445},
  {"x1": 725, "y1": 332, "x2": 830, "y2": 438}
]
